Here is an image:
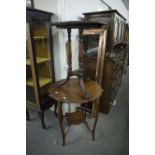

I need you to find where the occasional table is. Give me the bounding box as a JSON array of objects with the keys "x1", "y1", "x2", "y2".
[{"x1": 49, "y1": 21, "x2": 107, "y2": 145}]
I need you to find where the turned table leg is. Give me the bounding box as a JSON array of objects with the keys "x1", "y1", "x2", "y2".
[{"x1": 57, "y1": 101, "x2": 65, "y2": 145}]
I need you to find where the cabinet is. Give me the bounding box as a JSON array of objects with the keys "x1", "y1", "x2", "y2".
[
  {"x1": 83, "y1": 10, "x2": 129, "y2": 113},
  {"x1": 26, "y1": 7, "x2": 56, "y2": 128}
]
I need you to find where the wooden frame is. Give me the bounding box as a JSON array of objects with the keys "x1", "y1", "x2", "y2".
[{"x1": 83, "y1": 28, "x2": 107, "y2": 84}]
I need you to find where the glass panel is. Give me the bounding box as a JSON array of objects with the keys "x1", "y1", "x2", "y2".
[
  {"x1": 30, "y1": 22, "x2": 52, "y2": 87},
  {"x1": 83, "y1": 34, "x2": 100, "y2": 81},
  {"x1": 31, "y1": 22, "x2": 49, "y2": 58},
  {"x1": 84, "y1": 34, "x2": 99, "y2": 58}
]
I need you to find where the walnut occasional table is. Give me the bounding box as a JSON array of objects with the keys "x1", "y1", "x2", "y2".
[{"x1": 49, "y1": 21, "x2": 107, "y2": 145}]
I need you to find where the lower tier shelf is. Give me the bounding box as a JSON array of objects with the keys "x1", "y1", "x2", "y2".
[{"x1": 66, "y1": 111, "x2": 85, "y2": 125}]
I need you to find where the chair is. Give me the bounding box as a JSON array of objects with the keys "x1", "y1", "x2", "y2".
[{"x1": 49, "y1": 21, "x2": 107, "y2": 145}]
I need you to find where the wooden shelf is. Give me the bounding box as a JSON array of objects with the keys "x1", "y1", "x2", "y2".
[
  {"x1": 33, "y1": 35, "x2": 48, "y2": 40},
  {"x1": 26, "y1": 76, "x2": 52, "y2": 87},
  {"x1": 26, "y1": 57, "x2": 49, "y2": 65}
]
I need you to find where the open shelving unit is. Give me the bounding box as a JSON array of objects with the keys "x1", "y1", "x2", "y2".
[{"x1": 26, "y1": 7, "x2": 56, "y2": 128}]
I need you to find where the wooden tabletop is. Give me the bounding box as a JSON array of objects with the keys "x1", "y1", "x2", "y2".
[
  {"x1": 48, "y1": 78, "x2": 103, "y2": 104},
  {"x1": 51, "y1": 21, "x2": 106, "y2": 29}
]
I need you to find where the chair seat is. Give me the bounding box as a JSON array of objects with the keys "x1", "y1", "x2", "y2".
[{"x1": 48, "y1": 78, "x2": 103, "y2": 104}]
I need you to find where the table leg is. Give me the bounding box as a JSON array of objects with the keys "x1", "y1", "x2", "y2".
[
  {"x1": 92, "y1": 99, "x2": 99, "y2": 140},
  {"x1": 38, "y1": 110, "x2": 46, "y2": 129},
  {"x1": 54, "y1": 102, "x2": 58, "y2": 118},
  {"x1": 57, "y1": 101, "x2": 65, "y2": 145},
  {"x1": 26, "y1": 109, "x2": 30, "y2": 121}
]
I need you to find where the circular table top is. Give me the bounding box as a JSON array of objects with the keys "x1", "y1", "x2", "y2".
[{"x1": 48, "y1": 78, "x2": 103, "y2": 104}]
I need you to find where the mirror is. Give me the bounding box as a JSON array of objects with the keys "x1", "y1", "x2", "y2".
[{"x1": 84, "y1": 34, "x2": 99, "y2": 58}]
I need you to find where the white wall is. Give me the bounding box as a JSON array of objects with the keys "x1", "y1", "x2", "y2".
[
  {"x1": 107, "y1": 0, "x2": 129, "y2": 21},
  {"x1": 33, "y1": 0, "x2": 57, "y2": 13},
  {"x1": 63, "y1": 0, "x2": 128, "y2": 21},
  {"x1": 64, "y1": 0, "x2": 108, "y2": 20}
]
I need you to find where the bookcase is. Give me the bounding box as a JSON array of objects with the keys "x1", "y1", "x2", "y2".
[{"x1": 26, "y1": 7, "x2": 56, "y2": 128}]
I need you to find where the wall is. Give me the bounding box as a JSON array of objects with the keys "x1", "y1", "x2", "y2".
[
  {"x1": 64, "y1": 0, "x2": 128, "y2": 21},
  {"x1": 33, "y1": 0, "x2": 57, "y2": 14}
]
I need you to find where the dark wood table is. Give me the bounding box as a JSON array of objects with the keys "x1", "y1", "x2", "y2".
[
  {"x1": 49, "y1": 21, "x2": 106, "y2": 145},
  {"x1": 49, "y1": 78, "x2": 103, "y2": 145}
]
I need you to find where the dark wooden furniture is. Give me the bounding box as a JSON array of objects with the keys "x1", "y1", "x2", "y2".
[
  {"x1": 51, "y1": 21, "x2": 104, "y2": 99},
  {"x1": 83, "y1": 10, "x2": 129, "y2": 113},
  {"x1": 26, "y1": 7, "x2": 57, "y2": 128},
  {"x1": 49, "y1": 21, "x2": 107, "y2": 145}
]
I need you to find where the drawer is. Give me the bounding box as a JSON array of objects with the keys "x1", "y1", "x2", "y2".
[{"x1": 87, "y1": 16, "x2": 111, "y2": 25}]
